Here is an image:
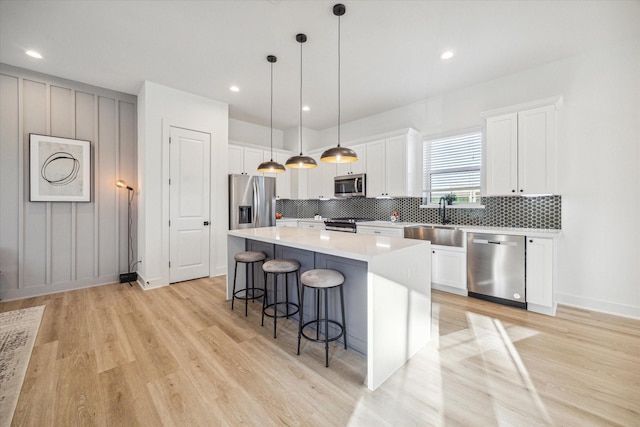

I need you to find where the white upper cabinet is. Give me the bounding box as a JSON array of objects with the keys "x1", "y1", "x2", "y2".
[
  {"x1": 365, "y1": 130, "x2": 421, "y2": 198},
  {"x1": 306, "y1": 150, "x2": 336, "y2": 199},
  {"x1": 228, "y1": 145, "x2": 264, "y2": 175},
  {"x1": 336, "y1": 143, "x2": 367, "y2": 176},
  {"x1": 263, "y1": 151, "x2": 291, "y2": 199},
  {"x1": 484, "y1": 101, "x2": 558, "y2": 195}
]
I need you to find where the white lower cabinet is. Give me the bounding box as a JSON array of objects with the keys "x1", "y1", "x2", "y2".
[
  {"x1": 431, "y1": 246, "x2": 467, "y2": 295},
  {"x1": 276, "y1": 220, "x2": 298, "y2": 228},
  {"x1": 298, "y1": 221, "x2": 324, "y2": 230},
  {"x1": 526, "y1": 237, "x2": 555, "y2": 314},
  {"x1": 356, "y1": 225, "x2": 404, "y2": 237}
]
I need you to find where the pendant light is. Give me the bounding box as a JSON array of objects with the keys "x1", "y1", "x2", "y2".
[
  {"x1": 258, "y1": 55, "x2": 286, "y2": 173},
  {"x1": 321, "y1": 3, "x2": 358, "y2": 164},
  {"x1": 286, "y1": 34, "x2": 317, "y2": 169}
]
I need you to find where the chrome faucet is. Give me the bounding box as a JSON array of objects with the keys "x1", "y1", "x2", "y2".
[{"x1": 438, "y1": 197, "x2": 450, "y2": 225}]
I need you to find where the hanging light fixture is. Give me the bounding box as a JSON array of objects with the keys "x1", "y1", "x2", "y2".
[
  {"x1": 321, "y1": 3, "x2": 357, "y2": 164},
  {"x1": 286, "y1": 34, "x2": 317, "y2": 169},
  {"x1": 258, "y1": 55, "x2": 286, "y2": 173}
]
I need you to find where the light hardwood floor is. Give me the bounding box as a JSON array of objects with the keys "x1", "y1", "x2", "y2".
[{"x1": 2, "y1": 277, "x2": 638, "y2": 426}]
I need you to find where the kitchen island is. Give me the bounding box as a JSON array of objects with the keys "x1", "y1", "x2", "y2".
[{"x1": 227, "y1": 226, "x2": 431, "y2": 390}]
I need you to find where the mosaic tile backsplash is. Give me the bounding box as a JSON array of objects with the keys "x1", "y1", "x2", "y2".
[{"x1": 276, "y1": 196, "x2": 561, "y2": 229}]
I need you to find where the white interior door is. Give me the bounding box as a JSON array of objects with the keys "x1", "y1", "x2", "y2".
[{"x1": 169, "y1": 126, "x2": 211, "y2": 283}]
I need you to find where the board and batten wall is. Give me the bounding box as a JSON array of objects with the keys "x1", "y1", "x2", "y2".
[{"x1": 0, "y1": 64, "x2": 137, "y2": 300}]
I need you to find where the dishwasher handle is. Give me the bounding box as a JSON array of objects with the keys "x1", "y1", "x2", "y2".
[{"x1": 472, "y1": 238, "x2": 518, "y2": 247}]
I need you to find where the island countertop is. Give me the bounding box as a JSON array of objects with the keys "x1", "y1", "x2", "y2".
[
  {"x1": 227, "y1": 226, "x2": 432, "y2": 391},
  {"x1": 228, "y1": 226, "x2": 429, "y2": 262}
]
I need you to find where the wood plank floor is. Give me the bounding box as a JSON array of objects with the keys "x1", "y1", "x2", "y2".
[{"x1": 2, "y1": 277, "x2": 638, "y2": 426}]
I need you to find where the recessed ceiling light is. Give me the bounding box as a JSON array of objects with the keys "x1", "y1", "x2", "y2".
[
  {"x1": 302, "y1": 105, "x2": 310, "y2": 112},
  {"x1": 230, "y1": 85, "x2": 239, "y2": 92},
  {"x1": 25, "y1": 50, "x2": 43, "y2": 59},
  {"x1": 440, "y1": 50, "x2": 454, "y2": 60}
]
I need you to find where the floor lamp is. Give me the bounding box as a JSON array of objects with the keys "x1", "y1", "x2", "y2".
[{"x1": 116, "y1": 179, "x2": 137, "y2": 285}]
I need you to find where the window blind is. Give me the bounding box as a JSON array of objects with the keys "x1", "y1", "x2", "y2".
[{"x1": 423, "y1": 131, "x2": 482, "y2": 201}]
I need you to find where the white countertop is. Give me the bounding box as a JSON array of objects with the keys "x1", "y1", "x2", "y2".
[
  {"x1": 277, "y1": 218, "x2": 561, "y2": 238},
  {"x1": 228, "y1": 226, "x2": 429, "y2": 262}
]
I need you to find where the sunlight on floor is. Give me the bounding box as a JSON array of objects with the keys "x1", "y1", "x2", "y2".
[{"x1": 346, "y1": 303, "x2": 548, "y2": 425}]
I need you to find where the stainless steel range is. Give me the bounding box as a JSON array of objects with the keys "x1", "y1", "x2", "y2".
[{"x1": 324, "y1": 218, "x2": 375, "y2": 233}]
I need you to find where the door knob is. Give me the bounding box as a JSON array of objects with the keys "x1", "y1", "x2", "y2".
[{"x1": 204, "y1": 221, "x2": 210, "y2": 226}]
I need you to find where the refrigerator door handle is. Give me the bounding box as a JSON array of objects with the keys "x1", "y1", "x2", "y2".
[{"x1": 252, "y1": 178, "x2": 259, "y2": 226}]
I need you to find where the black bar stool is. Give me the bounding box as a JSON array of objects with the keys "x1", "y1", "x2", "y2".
[
  {"x1": 261, "y1": 259, "x2": 301, "y2": 338},
  {"x1": 297, "y1": 269, "x2": 347, "y2": 367},
  {"x1": 231, "y1": 251, "x2": 266, "y2": 316}
]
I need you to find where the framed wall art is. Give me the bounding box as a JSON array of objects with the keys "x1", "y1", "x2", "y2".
[{"x1": 29, "y1": 134, "x2": 91, "y2": 202}]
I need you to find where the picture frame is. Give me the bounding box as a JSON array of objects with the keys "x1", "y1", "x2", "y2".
[{"x1": 29, "y1": 134, "x2": 91, "y2": 202}]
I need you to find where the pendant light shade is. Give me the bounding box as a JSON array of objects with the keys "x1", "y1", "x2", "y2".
[
  {"x1": 286, "y1": 34, "x2": 317, "y2": 169},
  {"x1": 321, "y1": 4, "x2": 357, "y2": 164},
  {"x1": 258, "y1": 55, "x2": 286, "y2": 173}
]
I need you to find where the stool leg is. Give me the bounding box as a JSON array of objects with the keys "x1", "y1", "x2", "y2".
[
  {"x1": 315, "y1": 288, "x2": 320, "y2": 341},
  {"x1": 273, "y1": 273, "x2": 278, "y2": 339},
  {"x1": 324, "y1": 288, "x2": 329, "y2": 367},
  {"x1": 245, "y1": 261, "x2": 252, "y2": 317},
  {"x1": 297, "y1": 285, "x2": 305, "y2": 355},
  {"x1": 261, "y1": 271, "x2": 268, "y2": 327},
  {"x1": 231, "y1": 261, "x2": 239, "y2": 311},
  {"x1": 340, "y1": 284, "x2": 347, "y2": 350},
  {"x1": 285, "y1": 273, "x2": 290, "y2": 318}
]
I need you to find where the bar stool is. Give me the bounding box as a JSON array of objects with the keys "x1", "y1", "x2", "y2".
[
  {"x1": 261, "y1": 259, "x2": 301, "y2": 339},
  {"x1": 231, "y1": 251, "x2": 266, "y2": 316},
  {"x1": 297, "y1": 269, "x2": 347, "y2": 367}
]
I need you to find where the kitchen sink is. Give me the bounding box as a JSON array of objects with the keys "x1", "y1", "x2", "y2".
[{"x1": 403, "y1": 225, "x2": 465, "y2": 247}]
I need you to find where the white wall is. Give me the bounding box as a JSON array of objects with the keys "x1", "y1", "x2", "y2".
[
  {"x1": 229, "y1": 118, "x2": 283, "y2": 148},
  {"x1": 137, "y1": 81, "x2": 228, "y2": 288},
  {"x1": 314, "y1": 38, "x2": 640, "y2": 318}
]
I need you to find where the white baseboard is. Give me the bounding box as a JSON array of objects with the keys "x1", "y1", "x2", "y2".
[
  {"x1": 432, "y1": 283, "x2": 468, "y2": 297},
  {"x1": 0, "y1": 274, "x2": 120, "y2": 301},
  {"x1": 556, "y1": 292, "x2": 640, "y2": 320},
  {"x1": 527, "y1": 302, "x2": 557, "y2": 316}
]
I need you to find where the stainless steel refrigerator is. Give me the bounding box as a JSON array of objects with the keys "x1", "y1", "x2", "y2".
[{"x1": 229, "y1": 174, "x2": 276, "y2": 230}]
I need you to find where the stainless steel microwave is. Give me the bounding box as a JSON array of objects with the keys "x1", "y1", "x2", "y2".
[{"x1": 334, "y1": 173, "x2": 366, "y2": 197}]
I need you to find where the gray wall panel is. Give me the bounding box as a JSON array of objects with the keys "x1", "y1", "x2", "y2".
[
  {"x1": 50, "y1": 85, "x2": 74, "y2": 284},
  {"x1": 118, "y1": 101, "x2": 136, "y2": 273},
  {"x1": 22, "y1": 79, "x2": 48, "y2": 288},
  {"x1": 0, "y1": 64, "x2": 136, "y2": 299},
  {"x1": 75, "y1": 91, "x2": 97, "y2": 280},
  {"x1": 97, "y1": 96, "x2": 117, "y2": 277},
  {"x1": 0, "y1": 74, "x2": 20, "y2": 291}
]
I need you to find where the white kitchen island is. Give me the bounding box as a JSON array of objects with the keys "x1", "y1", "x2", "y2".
[{"x1": 227, "y1": 226, "x2": 431, "y2": 390}]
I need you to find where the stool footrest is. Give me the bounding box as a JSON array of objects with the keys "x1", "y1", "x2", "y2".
[
  {"x1": 232, "y1": 288, "x2": 265, "y2": 301},
  {"x1": 263, "y1": 302, "x2": 300, "y2": 319},
  {"x1": 300, "y1": 319, "x2": 344, "y2": 343}
]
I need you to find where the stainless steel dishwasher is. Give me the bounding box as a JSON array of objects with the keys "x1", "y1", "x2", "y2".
[{"x1": 467, "y1": 233, "x2": 526, "y2": 309}]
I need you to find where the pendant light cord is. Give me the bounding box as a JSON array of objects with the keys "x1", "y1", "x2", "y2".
[
  {"x1": 270, "y1": 59, "x2": 274, "y2": 161},
  {"x1": 337, "y1": 12, "x2": 341, "y2": 148},
  {"x1": 299, "y1": 38, "x2": 303, "y2": 156}
]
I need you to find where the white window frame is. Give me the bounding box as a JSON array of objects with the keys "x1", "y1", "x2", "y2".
[{"x1": 422, "y1": 130, "x2": 482, "y2": 206}]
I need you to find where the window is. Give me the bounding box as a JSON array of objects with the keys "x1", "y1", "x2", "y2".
[{"x1": 423, "y1": 131, "x2": 482, "y2": 204}]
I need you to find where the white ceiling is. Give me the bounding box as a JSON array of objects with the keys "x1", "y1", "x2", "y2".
[{"x1": 1, "y1": 0, "x2": 638, "y2": 130}]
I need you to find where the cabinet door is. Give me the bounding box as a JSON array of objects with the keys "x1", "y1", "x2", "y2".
[
  {"x1": 485, "y1": 113, "x2": 518, "y2": 195},
  {"x1": 321, "y1": 161, "x2": 336, "y2": 199},
  {"x1": 365, "y1": 139, "x2": 385, "y2": 197},
  {"x1": 243, "y1": 147, "x2": 264, "y2": 175},
  {"x1": 265, "y1": 152, "x2": 291, "y2": 199},
  {"x1": 349, "y1": 144, "x2": 367, "y2": 175},
  {"x1": 228, "y1": 145, "x2": 244, "y2": 175},
  {"x1": 336, "y1": 143, "x2": 367, "y2": 176},
  {"x1": 385, "y1": 136, "x2": 407, "y2": 197},
  {"x1": 306, "y1": 152, "x2": 323, "y2": 199},
  {"x1": 432, "y1": 248, "x2": 466, "y2": 290},
  {"x1": 526, "y1": 237, "x2": 553, "y2": 307},
  {"x1": 518, "y1": 105, "x2": 556, "y2": 194}
]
